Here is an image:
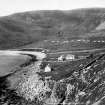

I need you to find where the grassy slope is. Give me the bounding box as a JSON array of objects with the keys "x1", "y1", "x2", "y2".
[{"x1": 0, "y1": 8, "x2": 105, "y2": 49}]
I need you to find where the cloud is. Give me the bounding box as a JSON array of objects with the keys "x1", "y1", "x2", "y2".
[{"x1": 58, "y1": 0, "x2": 105, "y2": 10}]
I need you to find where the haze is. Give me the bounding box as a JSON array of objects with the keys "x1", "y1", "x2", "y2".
[{"x1": 0, "y1": 0, "x2": 105, "y2": 16}]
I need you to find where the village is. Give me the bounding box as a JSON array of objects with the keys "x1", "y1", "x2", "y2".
[
  {"x1": 43, "y1": 52, "x2": 95, "y2": 73},
  {"x1": 44, "y1": 54, "x2": 77, "y2": 72}
]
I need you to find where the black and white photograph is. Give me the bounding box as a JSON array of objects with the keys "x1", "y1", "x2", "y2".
[{"x1": 0, "y1": 0, "x2": 105, "y2": 105}]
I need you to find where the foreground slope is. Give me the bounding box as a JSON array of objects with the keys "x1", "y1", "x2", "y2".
[{"x1": 0, "y1": 50, "x2": 105, "y2": 105}]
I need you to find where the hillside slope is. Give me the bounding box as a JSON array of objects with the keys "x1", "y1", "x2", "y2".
[{"x1": 0, "y1": 8, "x2": 105, "y2": 49}]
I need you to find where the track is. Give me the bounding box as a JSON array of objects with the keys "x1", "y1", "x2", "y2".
[{"x1": 48, "y1": 48, "x2": 105, "y2": 54}]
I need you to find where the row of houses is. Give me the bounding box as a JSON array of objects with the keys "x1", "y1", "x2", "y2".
[{"x1": 93, "y1": 40, "x2": 105, "y2": 43}]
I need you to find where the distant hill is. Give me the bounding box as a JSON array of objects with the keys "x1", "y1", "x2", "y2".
[{"x1": 1, "y1": 8, "x2": 105, "y2": 49}]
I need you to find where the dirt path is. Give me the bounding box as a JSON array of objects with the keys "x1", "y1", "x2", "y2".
[{"x1": 48, "y1": 48, "x2": 105, "y2": 54}]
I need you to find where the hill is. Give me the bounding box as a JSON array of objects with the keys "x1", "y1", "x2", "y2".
[{"x1": 0, "y1": 8, "x2": 105, "y2": 49}]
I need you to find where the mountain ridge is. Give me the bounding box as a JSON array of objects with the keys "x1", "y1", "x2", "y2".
[{"x1": 0, "y1": 8, "x2": 105, "y2": 49}]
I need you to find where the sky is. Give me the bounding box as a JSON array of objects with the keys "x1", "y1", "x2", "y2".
[{"x1": 0, "y1": 0, "x2": 105, "y2": 16}]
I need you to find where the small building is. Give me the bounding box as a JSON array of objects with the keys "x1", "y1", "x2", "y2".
[
  {"x1": 58, "y1": 55, "x2": 65, "y2": 61},
  {"x1": 44, "y1": 64, "x2": 51, "y2": 72},
  {"x1": 65, "y1": 54, "x2": 75, "y2": 60}
]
